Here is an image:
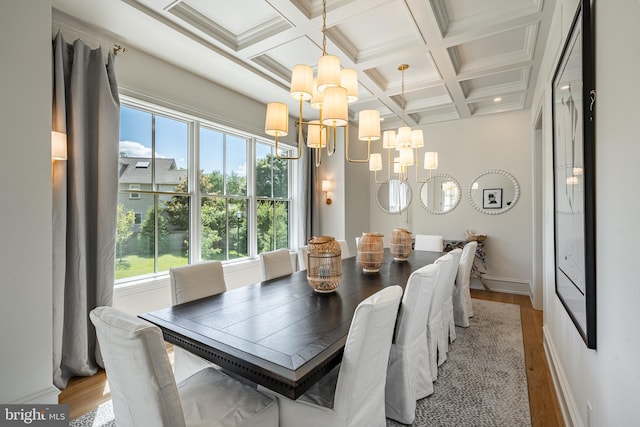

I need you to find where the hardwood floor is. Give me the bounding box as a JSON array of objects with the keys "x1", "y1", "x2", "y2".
[{"x1": 58, "y1": 290, "x2": 565, "y2": 426}]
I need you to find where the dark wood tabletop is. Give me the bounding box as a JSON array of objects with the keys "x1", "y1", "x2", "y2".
[{"x1": 139, "y1": 249, "x2": 441, "y2": 399}]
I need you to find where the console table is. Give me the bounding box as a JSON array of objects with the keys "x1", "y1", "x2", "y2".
[{"x1": 443, "y1": 239, "x2": 488, "y2": 290}]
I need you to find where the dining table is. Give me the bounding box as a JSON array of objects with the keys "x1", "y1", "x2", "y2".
[{"x1": 139, "y1": 249, "x2": 441, "y2": 399}]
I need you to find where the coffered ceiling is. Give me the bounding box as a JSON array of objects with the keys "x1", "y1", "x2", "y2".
[{"x1": 52, "y1": 0, "x2": 554, "y2": 130}]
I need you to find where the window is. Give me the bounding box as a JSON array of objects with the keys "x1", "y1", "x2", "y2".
[
  {"x1": 256, "y1": 142, "x2": 289, "y2": 253},
  {"x1": 129, "y1": 184, "x2": 141, "y2": 199},
  {"x1": 116, "y1": 99, "x2": 293, "y2": 282},
  {"x1": 116, "y1": 105, "x2": 189, "y2": 281}
]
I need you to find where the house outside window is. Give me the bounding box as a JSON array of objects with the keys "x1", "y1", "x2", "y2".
[{"x1": 116, "y1": 99, "x2": 293, "y2": 282}]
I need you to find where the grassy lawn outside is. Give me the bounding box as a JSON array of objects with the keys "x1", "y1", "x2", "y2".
[
  {"x1": 115, "y1": 254, "x2": 188, "y2": 280},
  {"x1": 115, "y1": 251, "x2": 249, "y2": 280}
]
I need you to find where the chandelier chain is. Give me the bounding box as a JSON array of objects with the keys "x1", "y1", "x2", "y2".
[
  {"x1": 321, "y1": 0, "x2": 327, "y2": 55},
  {"x1": 401, "y1": 67, "x2": 406, "y2": 126}
]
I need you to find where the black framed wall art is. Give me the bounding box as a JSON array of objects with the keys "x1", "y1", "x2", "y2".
[
  {"x1": 551, "y1": 0, "x2": 596, "y2": 349},
  {"x1": 482, "y1": 188, "x2": 502, "y2": 209}
]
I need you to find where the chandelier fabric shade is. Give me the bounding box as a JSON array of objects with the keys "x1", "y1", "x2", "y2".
[
  {"x1": 369, "y1": 153, "x2": 383, "y2": 171},
  {"x1": 322, "y1": 86, "x2": 348, "y2": 126},
  {"x1": 383, "y1": 130, "x2": 397, "y2": 149},
  {"x1": 424, "y1": 151, "x2": 438, "y2": 170},
  {"x1": 399, "y1": 147, "x2": 414, "y2": 166},
  {"x1": 341, "y1": 68, "x2": 358, "y2": 102},
  {"x1": 290, "y1": 65, "x2": 313, "y2": 101},
  {"x1": 265, "y1": 103, "x2": 288, "y2": 136},
  {"x1": 316, "y1": 54, "x2": 341, "y2": 93},
  {"x1": 358, "y1": 110, "x2": 380, "y2": 141},
  {"x1": 307, "y1": 120, "x2": 327, "y2": 148},
  {"x1": 411, "y1": 130, "x2": 424, "y2": 148},
  {"x1": 397, "y1": 126, "x2": 412, "y2": 148}
]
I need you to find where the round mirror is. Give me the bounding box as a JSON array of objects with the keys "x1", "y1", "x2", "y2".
[
  {"x1": 376, "y1": 179, "x2": 413, "y2": 215},
  {"x1": 468, "y1": 169, "x2": 520, "y2": 215},
  {"x1": 419, "y1": 173, "x2": 461, "y2": 215}
]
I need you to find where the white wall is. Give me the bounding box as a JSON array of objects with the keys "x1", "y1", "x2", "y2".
[
  {"x1": 535, "y1": 0, "x2": 640, "y2": 425},
  {"x1": 0, "y1": 1, "x2": 59, "y2": 404},
  {"x1": 369, "y1": 111, "x2": 534, "y2": 294}
]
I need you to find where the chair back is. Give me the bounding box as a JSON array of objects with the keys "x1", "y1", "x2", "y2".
[
  {"x1": 90, "y1": 307, "x2": 186, "y2": 427},
  {"x1": 337, "y1": 239, "x2": 350, "y2": 259},
  {"x1": 170, "y1": 261, "x2": 226, "y2": 305},
  {"x1": 297, "y1": 245, "x2": 308, "y2": 270},
  {"x1": 414, "y1": 234, "x2": 444, "y2": 252},
  {"x1": 443, "y1": 249, "x2": 462, "y2": 298},
  {"x1": 333, "y1": 286, "x2": 402, "y2": 425},
  {"x1": 260, "y1": 248, "x2": 294, "y2": 280},
  {"x1": 454, "y1": 241, "x2": 478, "y2": 326},
  {"x1": 432, "y1": 253, "x2": 455, "y2": 312},
  {"x1": 457, "y1": 241, "x2": 477, "y2": 289},
  {"x1": 385, "y1": 264, "x2": 439, "y2": 423},
  {"x1": 395, "y1": 264, "x2": 439, "y2": 347}
]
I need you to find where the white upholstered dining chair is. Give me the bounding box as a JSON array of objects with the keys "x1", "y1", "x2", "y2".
[
  {"x1": 90, "y1": 306, "x2": 279, "y2": 427},
  {"x1": 169, "y1": 261, "x2": 227, "y2": 382},
  {"x1": 443, "y1": 248, "x2": 462, "y2": 346},
  {"x1": 453, "y1": 241, "x2": 478, "y2": 327},
  {"x1": 337, "y1": 239, "x2": 350, "y2": 258},
  {"x1": 259, "y1": 248, "x2": 294, "y2": 280},
  {"x1": 385, "y1": 264, "x2": 440, "y2": 424},
  {"x1": 414, "y1": 234, "x2": 444, "y2": 252},
  {"x1": 170, "y1": 260, "x2": 226, "y2": 305},
  {"x1": 275, "y1": 286, "x2": 403, "y2": 427},
  {"x1": 426, "y1": 253, "x2": 454, "y2": 379}
]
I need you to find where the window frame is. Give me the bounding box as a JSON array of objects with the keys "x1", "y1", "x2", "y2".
[
  {"x1": 116, "y1": 96, "x2": 295, "y2": 284},
  {"x1": 128, "y1": 184, "x2": 141, "y2": 199}
]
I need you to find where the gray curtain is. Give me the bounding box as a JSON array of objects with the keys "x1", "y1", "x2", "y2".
[{"x1": 52, "y1": 33, "x2": 120, "y2": 389}]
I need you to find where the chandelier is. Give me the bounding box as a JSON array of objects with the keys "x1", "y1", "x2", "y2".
[
  {"x1": 264, "y1": 0, "x2": 380, "y2": 167},
  {"x1": 369, "y1": 64, "x2": 438, "y2": 183}
]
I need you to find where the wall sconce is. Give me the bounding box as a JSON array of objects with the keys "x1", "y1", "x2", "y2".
[
  {"x1": 51, "y1": 131, "x2": 67, "y2": 181},
  {"x1": 51, "y1": 131, "x2": 67, "y2": 161},
  {"x1": 321, "y1": 179, "x2": 332, "y2": 205}
]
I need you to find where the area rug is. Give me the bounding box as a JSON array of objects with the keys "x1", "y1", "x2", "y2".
[
  {"x1": 71, "y1": 299, "x2": 530, "y2": 427},
  {"x1": 387, "y1": 299, "x2": 531, "y2": 426}
]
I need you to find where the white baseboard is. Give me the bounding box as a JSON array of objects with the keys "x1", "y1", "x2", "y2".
[
  {"x1": 9, "y1": 386, "x2": 60, "y2": 404},
  {"x1": 470, "y1": 276, "x2": 531, "y2": 296},
  {"x1": 543, "y1": 325, "x2": 582, "y2": 427}
]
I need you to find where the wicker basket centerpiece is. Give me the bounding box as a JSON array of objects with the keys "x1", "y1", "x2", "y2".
[
  {"x1": 306, "y1": 236, "x2": 342, "y2": 293},
  {"x1": 390, "y1": 228, "x2": 412, "y2": 261},
  {"x1": 357, "y1": 232, "x2": 384, "y2": 272}
]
